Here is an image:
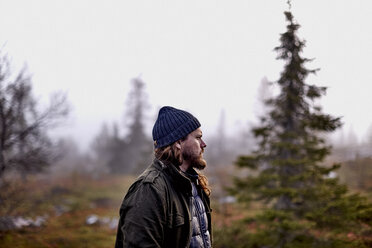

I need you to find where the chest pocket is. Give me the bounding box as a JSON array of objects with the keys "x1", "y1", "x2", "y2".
[
  {"x1": 166, "y1": 192, "x2": 187, "y2": 228},
  {"x1": 167, "y1": 213, "x2": 185, "y2": 228}
]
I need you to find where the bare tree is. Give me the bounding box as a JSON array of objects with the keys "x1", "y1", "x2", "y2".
[{"x1": 0, "y1": 53, "x2": 69, "y2": 180}]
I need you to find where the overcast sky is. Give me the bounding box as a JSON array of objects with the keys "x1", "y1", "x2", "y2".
[{"x1": 1, "y1": 0, "x2": 371, "y2": 150}]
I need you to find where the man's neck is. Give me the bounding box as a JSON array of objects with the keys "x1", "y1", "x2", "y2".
[{"x1": 179, "y1": 162, "x2": 190, "y2": 172}]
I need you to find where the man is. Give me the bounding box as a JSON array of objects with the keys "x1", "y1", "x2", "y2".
[{"x1": 115, "y1": 106, "x2": 212, "y2": 248}]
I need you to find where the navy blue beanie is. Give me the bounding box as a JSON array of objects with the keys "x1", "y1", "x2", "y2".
[{"x1": 152, "y1": 106, "x2": 201, "y2": 148}]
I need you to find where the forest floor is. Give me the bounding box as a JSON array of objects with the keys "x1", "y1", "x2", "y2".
[
  {"x1": 0, "y1": 172, "x2": 249, "y2": 248},
  {"x1": 0, "y1": 173, "x2": 134, "y2": 248},
  {"x1": 1, "y1": 170, "x2": 371, "y2": 248}
]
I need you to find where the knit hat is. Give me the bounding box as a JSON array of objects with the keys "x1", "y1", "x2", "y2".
[{"x1": 152, "y1": 106, "x2": 201, "y2": 148}]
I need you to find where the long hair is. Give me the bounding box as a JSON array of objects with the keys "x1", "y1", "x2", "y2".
[{"x1": 154, "y1": 143, "x2": 211, "y2": 196}]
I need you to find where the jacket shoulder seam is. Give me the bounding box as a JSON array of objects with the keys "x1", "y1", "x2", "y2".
[{"x1": 142, "y1": 169, "x2": 161, "y2": 184}]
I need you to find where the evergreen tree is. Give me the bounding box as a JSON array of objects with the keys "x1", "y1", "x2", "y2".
[
  {"x1": 123, "y1": 77, "x2": 152, "y2": 174},
  {"x1": 90, "y1": 77, "x2": 152, "y2": 174},
  {"x1": 231, "y1": 11, "x2": 372, "y2": 248},
  {"x1": 91, "y1": 122, "x2": 128, "y2": 173}
]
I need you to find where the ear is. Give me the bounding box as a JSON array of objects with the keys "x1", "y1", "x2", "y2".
[{"x1": 175, "y1": 140, "x2": 182, "y2": 150}]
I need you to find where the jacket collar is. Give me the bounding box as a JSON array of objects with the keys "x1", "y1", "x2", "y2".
[{"x1": 153, "y1": 158, "x2": 193, "y2": 194}]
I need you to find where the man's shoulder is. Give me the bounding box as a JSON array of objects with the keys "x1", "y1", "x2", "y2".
[
  {"x1": 122, "y1": 163, "x2": 168, "y2": 205},
  {"x1": 135, "y1": 160, "x2": 168, "y2": 187},
  {"x1": 127, "y1": 159, "x2": 185, "y2": 198},
  {"x1": 142, "y1": 168, "x2": 161, "y2": 184}
]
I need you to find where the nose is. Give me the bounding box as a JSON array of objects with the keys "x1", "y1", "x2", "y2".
[{"x1": 201, "y1": 139, "x2": 207, "y2": 148}]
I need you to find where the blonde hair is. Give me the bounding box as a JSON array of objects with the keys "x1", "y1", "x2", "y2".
[{"x1": 154, "y1": 143, "x2": 211, "y2": 196}]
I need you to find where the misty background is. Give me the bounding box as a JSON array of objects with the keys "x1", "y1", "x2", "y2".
[
  {"x1": 1, "y1": 1, "x2": 372, "y2": 247},
  {"x1": 1, "y1": 0, "x2": 371, "y2": 156}
]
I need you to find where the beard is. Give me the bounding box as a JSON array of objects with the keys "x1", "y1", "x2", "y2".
[{"x1": 182, "y1": 148, "x2": 207, "y2": 170}]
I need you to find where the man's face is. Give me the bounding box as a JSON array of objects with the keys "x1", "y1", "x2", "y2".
[{"x1": 180, "y1": 128, "x2": 207, "y2": 170}]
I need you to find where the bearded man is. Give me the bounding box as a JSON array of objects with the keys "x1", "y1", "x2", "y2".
[{"x1": 115, "y1": 106, "x2": 212, "y2": 248}]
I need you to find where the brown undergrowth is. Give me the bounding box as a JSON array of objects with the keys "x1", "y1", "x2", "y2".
[{"x1": 0, "y1": 173, "x2": 135, "y2": 248}]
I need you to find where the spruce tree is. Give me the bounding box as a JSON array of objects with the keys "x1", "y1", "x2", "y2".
[
  {"x1": 124, "y1": 77, "x2": 152, "y2": 174},
  {"x1": 231, "y1": 10, "x2": 372, "y2": 248}
]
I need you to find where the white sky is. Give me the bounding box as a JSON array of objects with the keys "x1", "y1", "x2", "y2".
[{"x1": 1, "y1": 0, "x2": 371, "y2": 150}]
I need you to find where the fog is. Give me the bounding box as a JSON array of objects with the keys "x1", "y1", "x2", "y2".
[
  {"x1": 1, "y1": 0, "x2": 371, "y2": 151},
  {"x1": 2, "y1": 2, "x2": 372, "y2": 247}
]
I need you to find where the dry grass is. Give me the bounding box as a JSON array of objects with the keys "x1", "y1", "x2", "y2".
[
  {"x1": 2, "y1": 171, "x2": 371, "y2": 248},
  {"x1": 0, "y1": 173, "x2": 135, "y2": 248}
]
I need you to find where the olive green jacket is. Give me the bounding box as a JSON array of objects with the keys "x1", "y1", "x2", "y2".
[{"x1": 115, "y1": 159, "x2": 212, "y2": 248}]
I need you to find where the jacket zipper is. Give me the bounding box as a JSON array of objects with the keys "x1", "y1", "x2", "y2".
[{"x1": 186, "y1": 194, "x2": 193, "y2": 248}]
